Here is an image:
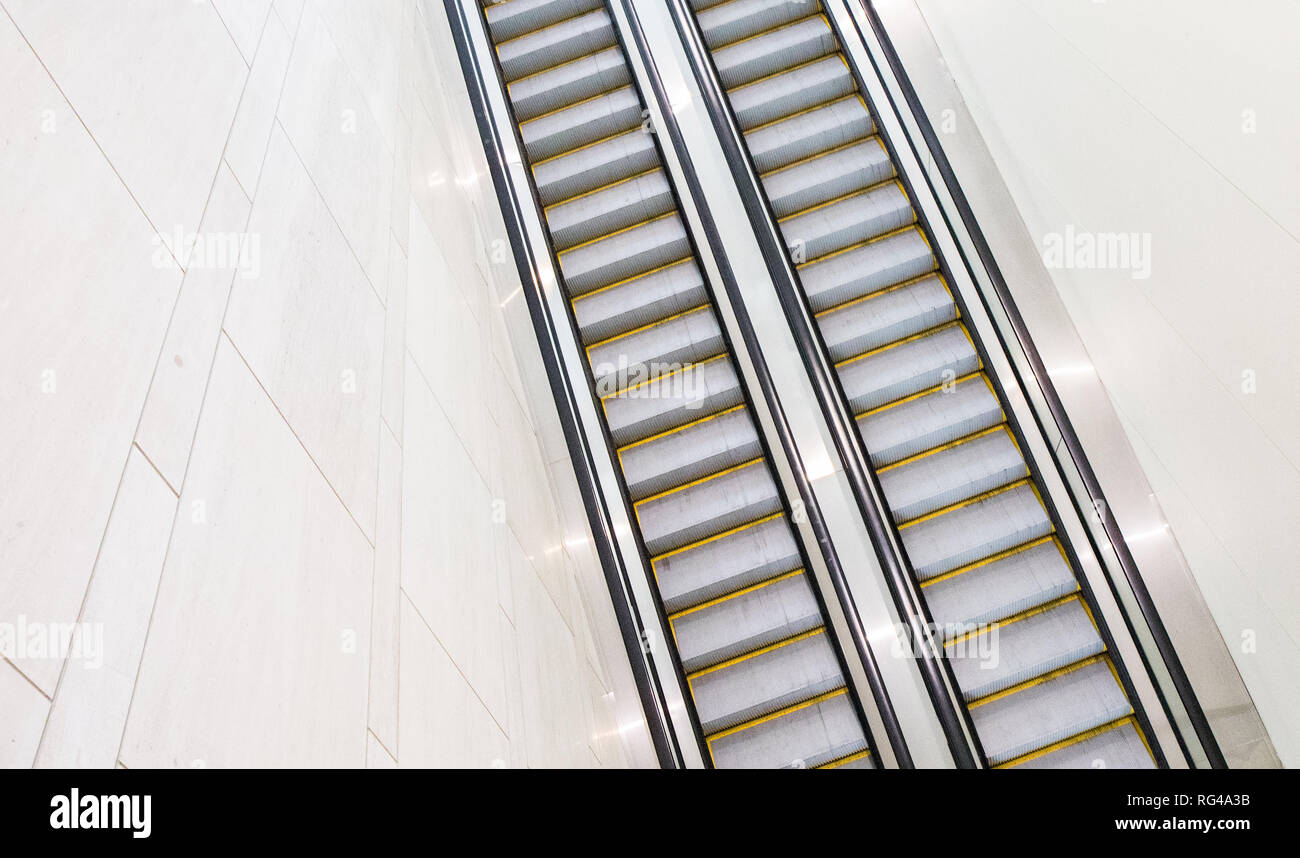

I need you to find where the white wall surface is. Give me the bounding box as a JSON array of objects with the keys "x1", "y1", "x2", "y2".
[
  {"x1": 911, "y1": 0, "x2": 1300, "y2": 765},
  {"x1": 1, "y1": 0, "x2": 655, "y2": 768}
]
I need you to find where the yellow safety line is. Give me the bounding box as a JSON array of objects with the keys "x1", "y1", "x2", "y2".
[
  {"x1": 816, "y1": 268, "x2": 948, "y2": 324},
  {"x1": 818, "y1": 749, "x2": 872, "y2": 770},
  {"x1": 854, "y1": 370, "x2": 992, "y2": 422},
  {"x1": 967, "y1": 653, "x2": 1109, "y2": 709},
  {"x1": 544, "y1": 167, "x2": 661, "y2": 211},
  {"x1": 571, "y1": 256, "x2": 695, "y2": 304},
  {"x1": 712, "y1": 12, "x2": 828, "y2": 54},
  {"x1": 531, "y1": 127, "x2": 641, "y2": 170},
  {"x1": 493, "y1": 6, "x2": 606, "y2": 50},
  {"x1": 507, "y1": 42, "x2": 614, "y2": 90},
  {"x1": 759, "y1": 135, "x2": 878, "y2": 180},
  {"x1": 776, "y1": 173, "x2": 901, "y2": 224},
  {"x1": 727, "y1": 50, "x2": 849, "y2": 96},
  {"x1": 706, "y1": 688, "x2": 848, "y2": 745},
  {"x1": 878, "y1": 424, "x2": 1014, "y2": 475},
  {"x1": 801, "y1": 223, "x2": 932, "y2": 274},
  {"x1": 520, "y1": 83, "x2": 633, "y2": 129},
  {"x1": 601, "y1": 352, "x2": 727, "y2": 400},
  {"x1": 633, "y1": 457, "x2": 765, "y2": 508},
  {"x1": 669, "y1": 569, "x2": 805, "y2": 621},
  {"x1": 742, "y1": 93, "x2": 861, "y2": 136},
  {"x1": 583, "y1": 304, "x2": 711, "y2": 353},
  {"x1": 651, "y1": 511, "x2": 785, "y2": 563},
  {"x1": 688, "y1": 628, "x2": 825, "y2": 681},
  {"x1": 944, "y1": 592, "x2": 1082, "y2": 649},
  {"x1": 557, "y1": 211, "x2": 676, "y2": 259},
  {"x1": 617, "y1": 404, "x2": 746, "y2": 454},
  {"x1": 995, "y1": 715, "x2": 1138, "y2": 769},
  {"x1": 833, "y1": 318, "x2": 966, "y2": 371},
  {"x1": 897, "y1": 477, "x2": 1034, "y2": 530},
  {"x1": 919, "y1": 534, "x2": 1060, "y2": 589}
]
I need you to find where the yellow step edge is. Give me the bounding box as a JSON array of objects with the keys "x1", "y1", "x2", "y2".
[
  {"x1": 531, "y1": 126, "x2": 643, "y2": 171},
  {"x1": 878, "y1": 423, "x2": 1015, "y2": 475},
  {"x1": 651, "y1": 511, "x2": 786, "y2": 564},
  {"x1": 776, "y1": 171, "x2": 901, "y2": 224},
  {"x1": 712, "y1": 12, "x2": 830, "y2": 55},
  {"x1": 506, "y1": 41, "x2": 616, "y2": 90},
  {"x1": 599, "y1": 352, "x2": 727, "y2": 401},
  {"x1": 919, "y1": 534, "x2": 1062, "y2": 589},
  {"x1": 759, "y1": 135, "x2": 878, "y2": 182},
  {"x1": 944, "y1": 591, "x2": 1083, "y2": 649},
  {"x1": 817, "y1": 749, "x2": 872, "y2": 770},
  {"x1": 633, "y1": 456, "x2": 766, "y2": 508},
  {"x1": 896, "y1": 476, "x2": 1038, "y2": 531},
  {"x1": 669, "y1": 569, "x2": 805, "y2": 622},
  {"x1": 706, "y1": 687, "x2": 849, "y2": 746},
  {"x1": 571, "y1": 256, "x2": 696, "y2": 304},
  {"x1": 492, "y1": 5, "x2": 607, "y2": 50},
  {"x1": 995, "y1": 715, "x2": 1142, "y2": 769},
  {"x1": 545, "y1": 167, "x2": 662, "y2": 212},
  {"x1": 617, "y1": 404, "x2": 746, "y2": 455},
  {"x1": 741, "y1": 92, "x2": 862, "y2": 136},
  {"x1": 967, "y1": 653, "x2": 1112, "y2": 709},
  {"x1": 817, "y1": 269, "x2": 949, "y2": 322},
  {"x1": 583, "y1": 303, "x2": 712, "y2": 353},
  {"x1": 803, "y1": 223, "x2": 931, "y2": 279},
  {"x1": 557, "y1": 211, "x2": 677, "y2": 259},
  {"x1": 519, "y1": 83, "x2": 634, "y2": 129},
  {"x1": 855, "y1": 369, "x2": 992, "y2": 422},
  {"x1": 727, "y1": 49, "x2": 850, "y2": 96},
  {"x1": 688, "y1": 627, "x2": 825, "y2": 681},
  {"x1": 833, "y1": 318, "x2": 966, "y2": 371}
]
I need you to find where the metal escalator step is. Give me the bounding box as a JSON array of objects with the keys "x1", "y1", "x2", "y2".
[
  {"x1": 713, "y1": 15, "x2": 838, "y2": 89},
  {"x1": 747, "y1": 96, "x2": 874, "y2": 173},
  {"x1": 763, "y1": 139, "x2": 894, "y2": 219},
  {"x1": 602, "y1": 354, "x2": 742, "y2": 446},
  {"x1": 698, "y1": 0, "x2": 820, "y2": 49},
  {"x1": 692, "y1": 630, "x2": 845, "y2": 734},
  {"x1": 779, "y1": 181, "x2": 914, "y2": 263},
  {"x1": 1010, "y1": 720, "x2": 1154, "y2": 769},
  {"x1": 730, "y1": 55, "x2": 855, "y2": 130},
  {"x1": 970, "y1": 658, "x2": 1132, "y2": 766},
  {"x1": 546, "y1": 169, "x2": 675, "y2": 251},
  {"x1": 817, "y1": 273, "x2": 955, "y2": 364},
  {"x1": 589, "y1": 306, "x2": 725, "y2": 395},
  {"x1": 880, "y1": 427, "x2": 1028, "y2": 523},
  {"x1": 509, "y1": 46, "x2": 630, "y2": 123},
  {"x1": 572, "y1": 258, "x2": 708, "y2": 343},
  {"x1": 521, "y1": 85, "x2": 642, "y2": 162},
  {"x1": 837, "y1": 323, "x2": 980, "y2": 415},
  {"x1": 900, "y1": 481, "x2": 1053, "y2": 581},
  {"x1": 856, "y1": 372, "x2": 1002, "y2": 466},
  {"x1": 948, "y1": 597, "x2": 1105, "y2": 702},
  {"x1": 496, "y1": 9, "x2": 615, "y2": 82},
  {"x1": 923, "y1": 537, "x2": 1077, "y2": 633},
  {"x1": 534, "y1": 128, "x2": 657, "y2": 205},
  {"x1": 672, "y1": 571, "x2": 821, "y2": 672},
  {"x1": 636, "y1": 459, "x2": 782, "y2": 556},
  {"x1": 559, "y1": 212, "x2": 691, "y2": 295},
  {"x1": 801, "y1": 227, "x2": 935, "y2": 312},
  {"x1": 485, "y1": 0, "x2": 605, "y2": 44},
  {"x1": 655, "y1": 514, "x2": 801, "y2": 613},
  {"x1": 620, "y1": 405, "x2": 760, "y2": 501},
  {"x1": 708, "y1": 689, "x2": 867, "y2": 769}
]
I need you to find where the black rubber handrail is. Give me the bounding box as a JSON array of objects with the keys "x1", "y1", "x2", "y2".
[
  {"x1": 852, "y1": 0, "x2": 1226, "y2": 768},
  {"x1": 440, "y1": 0, "x2": 683, "y2": 768},
  {"x1": 615, "y1": 0, "x2": 913, "y2": 769},
  {"x1": 663, "y1": 0, "x2": 980, "y2": 768}
]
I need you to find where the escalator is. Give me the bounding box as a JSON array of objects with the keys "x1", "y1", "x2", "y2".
[
  {"x1": 478, "y1": 0, "x2": 880, "y2": 769},
  {"x1": 683, "y1": 0, "x2": 1157, "y2": 769}
]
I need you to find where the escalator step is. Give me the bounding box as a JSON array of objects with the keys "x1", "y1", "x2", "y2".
[
  {"x1": 713, "y1": 15, "x2": 838, "y2": 89},
  {"x1": 901, "y1": 481, "x2": 1053, "y2": 581},
  {"x1": 602, "y1": 353, "x2": 742, "y2": 446},
  {"x1": 533, "y1": 128, "x2": 657, "y2": 206},
  {"x1": 485, "y1": 0, "x2": 606, "y2": 44},
  {"x1": 708, "y1": 689, "x2": 867, "y2": 769},
  {"x1": 546, "y1": 169, "x2": 675, "y2": 251},
  {"x1": 672, "y1": 570, "x2": 821, "y2": 672},
  {"x1": 510, "y1": 46, "x2": 631, "y2": 123},
  {"x1": 636, "y1": 459, "x2": 782, "y2": 556},
  {"x1": 698, "y1": 0, "x2": 818, "y2": 50},
  {"x1": 856, "y1": 371, "x2": 1002, "y2": 467},
  {"x1": 654, "y1": 514, "x2": 801, "y2": 614},
  {"x1": 730, "y1": 55, "x2": 855, "y2": 130},
  {"x1": 763, "y1": 139, "x2": 894, "y2": 219},
  {"x1": 588, "y1": 306, "x2": 725, "y2": 396},
  {"x1": 837, "y1": 322, "x2": 980, "y2": 415},
  {"x1": 801, "y1": 226, "x2": 935, "y2": 312},
  {"x1": 521, "y1": 85, "x2": 644, "y2": 162},
  {"x1": 817, "y1": 272, "x2": 955, "y2": 364},
  {"x1": 778, "y1": 181, "x2": 914, "y2": 264},
  {"x1": 747, "y1": 96, "x2": 874, "y2": 173},
  {"x1": 692, "y1": 630, "x2": 844, "y2": 734},
  {"x1": 879, "y1": 426, "x2": 1028, "y2": 524},
  {"x1": 922, "y1": 537, "x2": 1077, "y2": 633},
  {"x1": 1009, "y1": 719, "x2": 1155, "y2": 769},
  {"x1": 496, "y1": 9, "x2": 615, "y2": 83},
  {"x1": 620, "y1": 405, "x2": 760, "y2": 501},
  {"x1": 558, "y1": 212, "x2": 691, "y2": 295},
  {"x1": 572, "y1": 258, "x2": 708, "y2": 343}
]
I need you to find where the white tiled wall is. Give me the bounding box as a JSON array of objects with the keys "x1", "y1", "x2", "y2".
[
  {"x1": 912, "y1": 0, "x2": 1300, "y2": 765},
  {"x1": 1, "y1": 0, "x2": 655, "y2": 768}
]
